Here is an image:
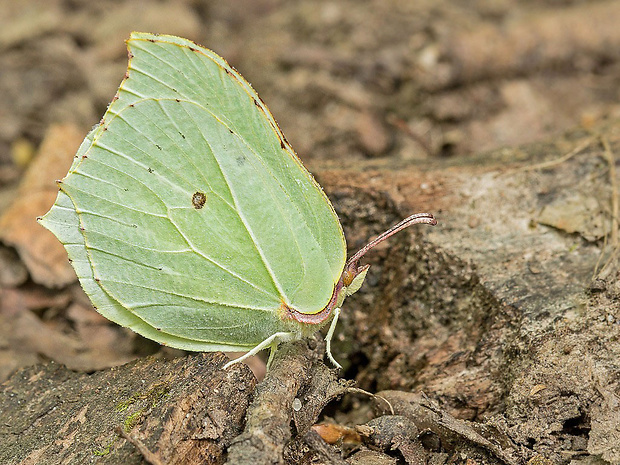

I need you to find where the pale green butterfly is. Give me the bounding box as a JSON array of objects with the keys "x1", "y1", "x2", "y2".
[{"x1": 39, "y1": 32, "x2": 436, "y2": 369}]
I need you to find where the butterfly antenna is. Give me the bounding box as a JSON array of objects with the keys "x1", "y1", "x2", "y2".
[{"x1": 345, "y1": 213, "x2": 437, "y2": 280}]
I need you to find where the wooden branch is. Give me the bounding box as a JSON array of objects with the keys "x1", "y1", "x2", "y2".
[
  {"x1": 226, "y1": 338, "x2": 352, "y2": 464},
  {"x1": 0, "y1": 353, "x2": 255, "y2": 464}
]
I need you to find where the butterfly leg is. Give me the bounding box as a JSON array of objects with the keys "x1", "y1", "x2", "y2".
[
  {"x1": 324, "y1": 307, "x2": 342, "y2": 369},
  {"x1": 223, "y1": 332, "x2": 297, "y2": 369}
]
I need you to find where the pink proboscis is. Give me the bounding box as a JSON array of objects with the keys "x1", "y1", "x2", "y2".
[{"x1": 284, "y1": 212, "x2": 437, "y2": 326}]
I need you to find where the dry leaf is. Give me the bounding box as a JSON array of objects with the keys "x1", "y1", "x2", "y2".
[{"x1": 0, "y1": 123, "x2": 83, "y2": 288}]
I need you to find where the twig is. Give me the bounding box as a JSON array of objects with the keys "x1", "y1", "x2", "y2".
[
  {"x1": 510, "y1": 137, "x2": 593, "y2": 173},
  {"x1": 592, "y1": 136, "x2": 620, "y2": 280},
  {"x1": 387, "y1": 115, "x2": 434, "y2": 157},
  {"x1": 374, "y1": 391, "x2": 519, "y2": 465},
  {"x1": 592, "y1": 227, "x2": 610, "y2": 280},
  {"x1": 346, "y1": 387, "x2": 395, "y2": 415},
  {"x1": 601, "y1": 136, "x2": 619, "y2": 247},
  {"x1": 226, "y1": 339, "x2": 321, "y2": 465}
]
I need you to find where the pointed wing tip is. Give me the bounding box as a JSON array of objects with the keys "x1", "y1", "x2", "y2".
[
  {"x1": 37, "y1": 213, "x2": 50, "y2": 228},
  {"x1": 37, "y1": 206, "x2": 58, "y2": 231},
  {"x1": 127, "y1": 32, "x2": 160, "y2": 47},
  {"x1": 128, "y1": 31, "x2": 154, "y2": 39}
]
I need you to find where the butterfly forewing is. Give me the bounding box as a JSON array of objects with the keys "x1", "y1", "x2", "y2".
[{"x1": 40, "y1": 32, "x2": 347, "y2": 351}]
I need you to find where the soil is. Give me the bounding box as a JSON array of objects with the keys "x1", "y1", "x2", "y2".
[{"x1": 1, "y1": 1, "x2": 620, "y2": 464}]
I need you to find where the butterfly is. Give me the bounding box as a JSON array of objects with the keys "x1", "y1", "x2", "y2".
[{"x1": 39, "y1": 32, "x2": 436, "y2": 369}]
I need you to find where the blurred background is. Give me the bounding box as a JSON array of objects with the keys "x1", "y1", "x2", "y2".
[{"x1": 1, "y1": 0, "x2": 620, "y2": 378}]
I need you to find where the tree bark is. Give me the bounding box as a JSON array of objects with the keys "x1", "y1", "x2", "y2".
[{"x1": 0, "y1": 353, "x2": 255, "y2": 464}]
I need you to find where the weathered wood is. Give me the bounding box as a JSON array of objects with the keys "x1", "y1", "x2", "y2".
[
  {"x1": 0, "y1": 353, "x2": 255, "y2": 464},
  {"x1": 315, "y1": 123, "x2": 620, "y2": 463},
  {"x1": 227, "y1": 339, "x2": 352, "y2": 465}
]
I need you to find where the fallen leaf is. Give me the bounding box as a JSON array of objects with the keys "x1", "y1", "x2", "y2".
[
  {"x1": 312, "y1": 423, "x2": 362, "y2": 444},
  {"x1": 0, "y1": 123, "x2": 83, "y2": 288}
]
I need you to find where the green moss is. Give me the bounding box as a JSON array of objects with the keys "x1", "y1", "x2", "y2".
[
  {"x1": 123, "y1": 409, "x2": 145, "y2": 432},
  {"x1": 92, "y1": 377, "x2": 173, "y2": 457},
  {"x1": 116, "y1": 377, "x2": 172, "y2": 413},
  {"x1": 115, "y1": 377, "x2": 172, "y2": 434}
]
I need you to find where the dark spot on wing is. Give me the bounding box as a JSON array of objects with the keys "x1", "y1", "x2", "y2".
[
  {"x1": 155, "y1": 144, "x2": 162, "y2": 150},
  {"x1": 192, "y1": 192, "x2": 207, "y2": 209},
  {"x1": 147, "y1": 167, "x2": 154, "y2": 173},
  {"x1": 236, "y1": 155, "x2": 246, "y2": 166},
  {"x1": 280, "y1": 140, "x2": 285, "y2": 149},
  {"x1": 179, "y1": 132, "x2": 186, "y2": 139}
]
